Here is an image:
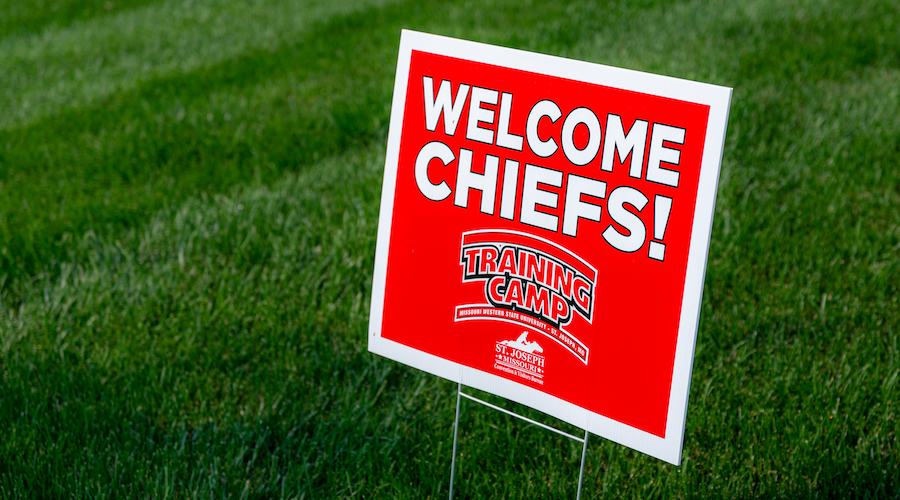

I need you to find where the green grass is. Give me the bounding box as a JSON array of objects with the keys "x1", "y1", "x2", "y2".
[
  {"x1": 0, "y1": 0, "x2": 898, "y2": 497},
  {"x1": 0, "y1": 0, "x2": 159, "y2": 38}
]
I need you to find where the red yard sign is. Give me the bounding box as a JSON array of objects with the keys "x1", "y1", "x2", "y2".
[{"x1": 369, "y1": 30, "x2": 731, "y2": 464}]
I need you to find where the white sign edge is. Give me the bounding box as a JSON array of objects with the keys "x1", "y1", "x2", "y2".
[{"x1": 367, "y1": 29, "x2": 733, "y2": 466}]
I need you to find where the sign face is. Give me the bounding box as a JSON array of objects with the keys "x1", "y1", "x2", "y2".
[{"x1": 369, "y1": 30, "x2": 731, "y2": 465}]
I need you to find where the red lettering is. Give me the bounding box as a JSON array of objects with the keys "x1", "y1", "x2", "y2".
[
  {"x1": 573, "y1": 276, "x2": 592, "y2": 312},
  {"x1": 480, "y1": 247, "x2": 498, "y2": 274},
  {"x1": 503, "y1": 279, "x2": 525, "y2": 307},
  {"x1": 463, "y1": 247, "x2": 481, "y2": 275},
  {"x1": 550, "y1": 293, "x2": 570, "y2": 323},
  {"x1": 488, "y1": 276, "x2": 505, "y2": 302},
  {"x1": 552, "y1": 263, "x2": 574, "y2": 298},
  {"x1": 497, "y1": 247, "x2": 517, "y2": 275},
  {"x1": 524, "y1": 282, "x2": 551, "y2": 317},
  {"x1": 524, "y1": 251, "x2": 549, "y2": 284}
]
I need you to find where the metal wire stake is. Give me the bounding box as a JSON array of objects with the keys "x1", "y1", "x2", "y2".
[
  {"x1": 576, "y1": 429, "x2": 589, "y2": 500},
  {"x1": 448, "y1": 382, "x2": 462, "y2": 500}
]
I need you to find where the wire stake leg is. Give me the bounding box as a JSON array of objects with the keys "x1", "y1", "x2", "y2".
[
  {"x1": 576, "y1": 428, "x2": 589, "y2": 500},
  {"x1": 448, "y1": 382, "x2": 462, "y2": 500}
]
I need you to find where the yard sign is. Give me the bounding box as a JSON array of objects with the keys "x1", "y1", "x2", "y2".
[{"x1": 369, "y1": 30, "x2": 731, "y2": 465}]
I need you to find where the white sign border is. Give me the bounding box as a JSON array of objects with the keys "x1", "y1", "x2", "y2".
[{"x1": 368, "y1": 29, "x2": 732, "y2": 465}]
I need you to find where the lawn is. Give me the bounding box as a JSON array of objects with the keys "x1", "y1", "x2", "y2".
[{"x1": 0, "y1": 0, "x2": 898, "y2": 498}]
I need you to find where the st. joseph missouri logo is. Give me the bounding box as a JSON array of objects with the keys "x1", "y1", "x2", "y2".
[
  {"x1": 494, "y1": 331, "x2": 545, "y2": 385},
  {"x1": 454, "y1": 229, "x2": 597, "y2": 365}
]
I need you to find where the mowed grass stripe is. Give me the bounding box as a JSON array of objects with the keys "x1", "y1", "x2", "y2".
[
  {"x1": 1, "y1": 0, "x2": 465, "y2": 293},
  {"x1": 0, "y1": 0, "x2": 398, "y2": 132},
  {"x1": 0, "y1": 0, "x2": 162, "y2": 39},
  {"x1": 564, "y1": 0, "x2": 899, "y2": 84},
  {"x1": 0, "y1": 146, "x2": 384, "y2": 426},
  {"x1": 0, "y1": 0, "x2": 671, "y2": 297},
  {"x1": 0, "y1": 0, "x2": 403, "y2": 291}
]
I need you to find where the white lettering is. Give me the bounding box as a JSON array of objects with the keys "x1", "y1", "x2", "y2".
[
  {"x1": 646, "y1": 123, "x2": 685, "y2": 187},
  {"x1": 414, "y1": 141, "x2": 454, "y2": 201},
  {"x1": 423, "y1": 77, "x2": 470, "y2": 136},
  {"x1": 526, "y1": 100, "x2": 562, "y2": 158},
  {"x1": 455, "y1": 149, "x2": 499, "y2": 214},
  {"x1": 499, "y1": 159, "x2": 520, "y2": 220},
  {"x1": 601, "y1": 115, "x2": 648, "y2": 178},
  {"x1": 496, "y1": 92, "x2": 524, "y2": 151},
  {"x1": 521, "y1": 164, "x2": 562, "y2": 231},
  {"x1": 602, "y1": 186, "x2": 648, "y2": 252},
  {"x1": 562, "y1": 174, "x2": 606, "y2": 237},
  {"x1": 466, "y1": 86, "x2": 499, "y2": 145},
  {"x1": 561, "y1": 107, "x2": 602, "y2": 166}
]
